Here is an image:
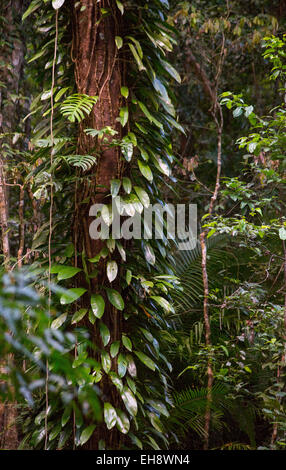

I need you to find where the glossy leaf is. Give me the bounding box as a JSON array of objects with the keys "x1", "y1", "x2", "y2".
[
  {"x1": 116, "y1": 409, "x2": 130, "y2": 434},
  {"x1": 106, "y1": 288, "x2": 124, "y2": 311},
  {"x1": 104, "y1": 403, "x2": 117, "y2": 430},
  {"x1": 60, "y1": 288, "x2": 87, "y2": 305},
  {"x1": 121, "y1": 386, "x2": 138, "y2": 416},
  {"x1": 99, "y1": 322, "x2": 110, "y2": 347},
  {"x1": 101, "y1": 351, "x2": 111, "y2": 374},
  {"x1": 134, "y1": 350, "x2": 156, "y2": 371},
  {"x1": 91, "y1": 294, "x2": 105, "y2": 319},
  {"x1": 107, "y1": 260, "x2": 118, "y2": 283},
  {"x1": 52, "y1": 0, "x2": 65, "y2": 9},
  {"x1": 79, "y1": 425, "x2": 96, "y2": 445},
  {"x1": 138, "y1": 160, "x2": 153, "y2": 182}
]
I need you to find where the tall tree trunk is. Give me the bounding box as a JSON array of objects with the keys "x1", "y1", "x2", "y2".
[
  {"x1": 0, "y1": 0, "x2": 26, "y2": 449},
  {"x1": 72, "y1": 0, "x2": 124, "y2": 449}
]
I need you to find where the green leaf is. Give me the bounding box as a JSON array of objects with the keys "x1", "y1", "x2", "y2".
[
  {"x1": 115, "y1": 36, "x2": 123, "y2": 49},
  {"x1": 60, "y1": 288, "x2": 87, "y2": 305},
  {"x1": 144, "y1": 243, "x2": 156, "y2": 265},
  {"x1": 51, "y1": 313, "x2": 67, "y2": 330},
  {"x1": 150, "y1": 295, "x2": 173, "y2": 313},
  {"x1": 107, "y1": 260, "x2": 118, "y2": 282},
  {"x1": 22, "y1": 0, "x2": 41, "y2": 20},
  {"x1": 127, "y1": 354, "x2": 137, "y2": 377},
  {"x1": 79, "y1": 425, "x2": 96, "y2": 446},
  {"x1": 279, "y1": 227, "x2": 286, "y2": 240},
  {"x1": 119, "y1": 107, "x2": 129, "y2": 127},
  {"x1": 57, "y1": 266, "x2": 82, "y2": 281},
  {"x1": 122, "y1": 335, "x2": 132, "y2": 351},
  {"x1": 106, "y1": 288, "x2": 124, "y2": 311},
  {"x1": 140, "y1": 327, "x2": 153, "y2": 343},
  {"x1": 121, "y1": 386, "x2": 138, "y2": 416},
  {"x1": 122, "y1": 141, "x2": 133, "y2": 162},
  {"x1": 118, "y1": 353, "x2": 128, "y2": 378},
  {"x1": 52, "y1": 0, "x2": 65, "y2": 9},
  {"x1": 55, "y1": 87, "x2": 70, "y2": 103},
  {"x1": 248, "y1": 142, "x2": 258, "y2": 153},
  {"x1": 126, "y1": 269, "x2": 132, "y2": 285},
  {"x1": 128, "y1": 43, "x2": 145, "y2": 71},
  {"x1": 116, "y1": 0, "x2": 124, "y2": 14},
  {"x1": 138, "y1": 160, "x2": 153, "y2": 182},
  {"x1": 89, "y1": 246, "x2": 108, "y2": 263},
  {"x1": 116, "y1": 241, "x2": 126, "y2": 262},
  {"x1": 88, "y1": 309, "x2": 96, "y2": 325},
  {"x1": 134, "y1": 186, "x2": 150, "y2": 208},
  {"x1": 149, "y1": 412, "x2": 164, "y2": 432},
  {"x1": 161, "y1": 59, "x2": 181, "y2": 83},
  {"x1": 101, "y1": 351, "x2": 111, "y2": 373},
  {"x1": 126, "y1": 376, "x2": 136, "y2": 394},
  {"x1": 121, "y1": 86, "x2": 129, "y2": 98},
  {"x1": 110, "y1": 341, "x2": 120, "y2": 358},
  {"x1": 233, "y1": 107, "x2": 243, "y2": 118},
  {"x1": 91, "y1": 294, "x2": 105, "y2": 319},
  {"x1": 104, "y1": 403, "x2": 117, "y2": 430},
  {"x1": 138, "y1": 101, "x2": 155, "y2": 124},
  {"x1": 99, "y1": 322, "x2": 110, "y2": 347},
  {"x1": 129, "y1": 433, "x2": 143, "y2": 449},
  {"x1": 116, "y1": 409, "x2": 130, "y2": 434},
  {"x1": 61, "y1": 405, "x2": 72, "y2": 427},
  {"x1": 111, "y1": 179, "x2": 121, "y2": 198},
  {"x1": 109, "y1": 372, "x2": 123, "y2": 392},
  {"x1": 134, "y1": 351, "x2": 156, "y2": 371},
  {"x1": 123, "y1": 177, "x2": 132, "y2": 194},
  {"x1": 146, "y1": 400, "x2": 169, "y2": 418},
  {"x1": 245, "y1": 105, "x2": 254, "y2": 117}
]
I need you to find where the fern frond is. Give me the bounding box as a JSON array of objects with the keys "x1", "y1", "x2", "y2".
[
  {"x1": 60, "y1": 94, "x2": 98, "y2": 123},
  {"x1": 173, "y1": 382, "x2": 228, "y2": 410},
  {"x1": 171, "y1": 235, "x2": 240, "y2": 313},
  {"x1": 219, "y1": 442, "x2": 252, "y2": 450},
  {"x1": 62, "y1": 154, "x2": 97, "y2": 171},
  {"x1": 85, "y1": 126, "x2": 118, "y2": 139}
]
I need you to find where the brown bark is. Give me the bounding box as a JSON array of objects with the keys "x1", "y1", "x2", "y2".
[
  {"x1": 72, "y1": 1, "x2": 124, "y2": 449},
  {"x1": 0, "y1": 0, "x2": 26, "y2": 450},
  {"x1": 0, "y1": 160, "x2": 10, "y2": 267}
]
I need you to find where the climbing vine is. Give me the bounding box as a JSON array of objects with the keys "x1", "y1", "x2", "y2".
[{"x1": 7, "y1": 0, "x2": 183, "y2": 450}]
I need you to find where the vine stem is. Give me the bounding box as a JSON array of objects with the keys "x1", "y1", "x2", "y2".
[
  {"x1": 271, "y1": 239, "x2": 286, "y2": 446},
  {"x1": 45, "y1": 8, "x2": 58, "y2": 451},
  {"x1": 188, "y1": 28, "x2": 225, "y2": 449}
]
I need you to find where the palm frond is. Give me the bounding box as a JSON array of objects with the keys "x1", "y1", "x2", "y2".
[
  {"x1": 62, "y1": 154, "x2": 97, "y2": 171},
  {"x1": 60, "y1": 94, "x2": 98, "y2": 123}
]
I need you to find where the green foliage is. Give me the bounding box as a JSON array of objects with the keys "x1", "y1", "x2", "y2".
[
  {"x1": 60, "y1": 94, "x2": 98, "y2": 123},
  {"x1": 2, "y1": 0, "x2": 286, "y2": 452}
]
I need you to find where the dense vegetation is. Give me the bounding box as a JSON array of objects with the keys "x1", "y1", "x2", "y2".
[{"x1": 0, "y1": 0, "x2": 285, "y2": 450}]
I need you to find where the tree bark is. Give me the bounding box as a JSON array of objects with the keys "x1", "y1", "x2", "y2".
[
  {"x1": 72, "y1": 0, "x2": 124, "y2": 449},
  {"x1": 0, "y1": 0, "x2": 26, "y2": 449}
]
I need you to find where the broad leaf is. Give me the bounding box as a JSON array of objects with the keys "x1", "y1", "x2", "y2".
[
  {"x1": 99, "y1": 322, "x2": 110, "y2": 347},
  {"x1": 104, "y1": 403, "x2": 117, "y2": 430},
  {"x1": 116, "y1": 409, "x2": 130, "y2": 434},
  {"x1": 91, "y1": 294, "x2": 105, "y2": 319},
  {"x1": 60, "y1": 288, "x2": 87, "y2": 305},
  {"x1": 121, "y1": 386, "x2": 137, "y2": 416},
  {"x1": 106, "y1": 288, "x2": 124, "y2": 311},
  {"x1": 134, "y1": 351, "x2": 156, "y2": 371},
  {"x1": 107, "y1": 260, "x2": 118, "y2": 283},
  {"x1": 51, "y1": 313, "x2": 67, "y2": 329},
  {"x1": 79, "y1": 425, "x2": 96, "y2": 446},
  {"x1": 52, "y1": 0, "x2": 65, "y2": 9},
  {"x1": 138, "y1": 160, "x2": 153, "y2": 182}
]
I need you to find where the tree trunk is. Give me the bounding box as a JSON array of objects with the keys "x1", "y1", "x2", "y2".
[
  {"x1": 72, "y1": 0, "x2": 124, "y2": 449},
  {"x1": 0, "y1": 0, "x2": 26, "y2": 449}
]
